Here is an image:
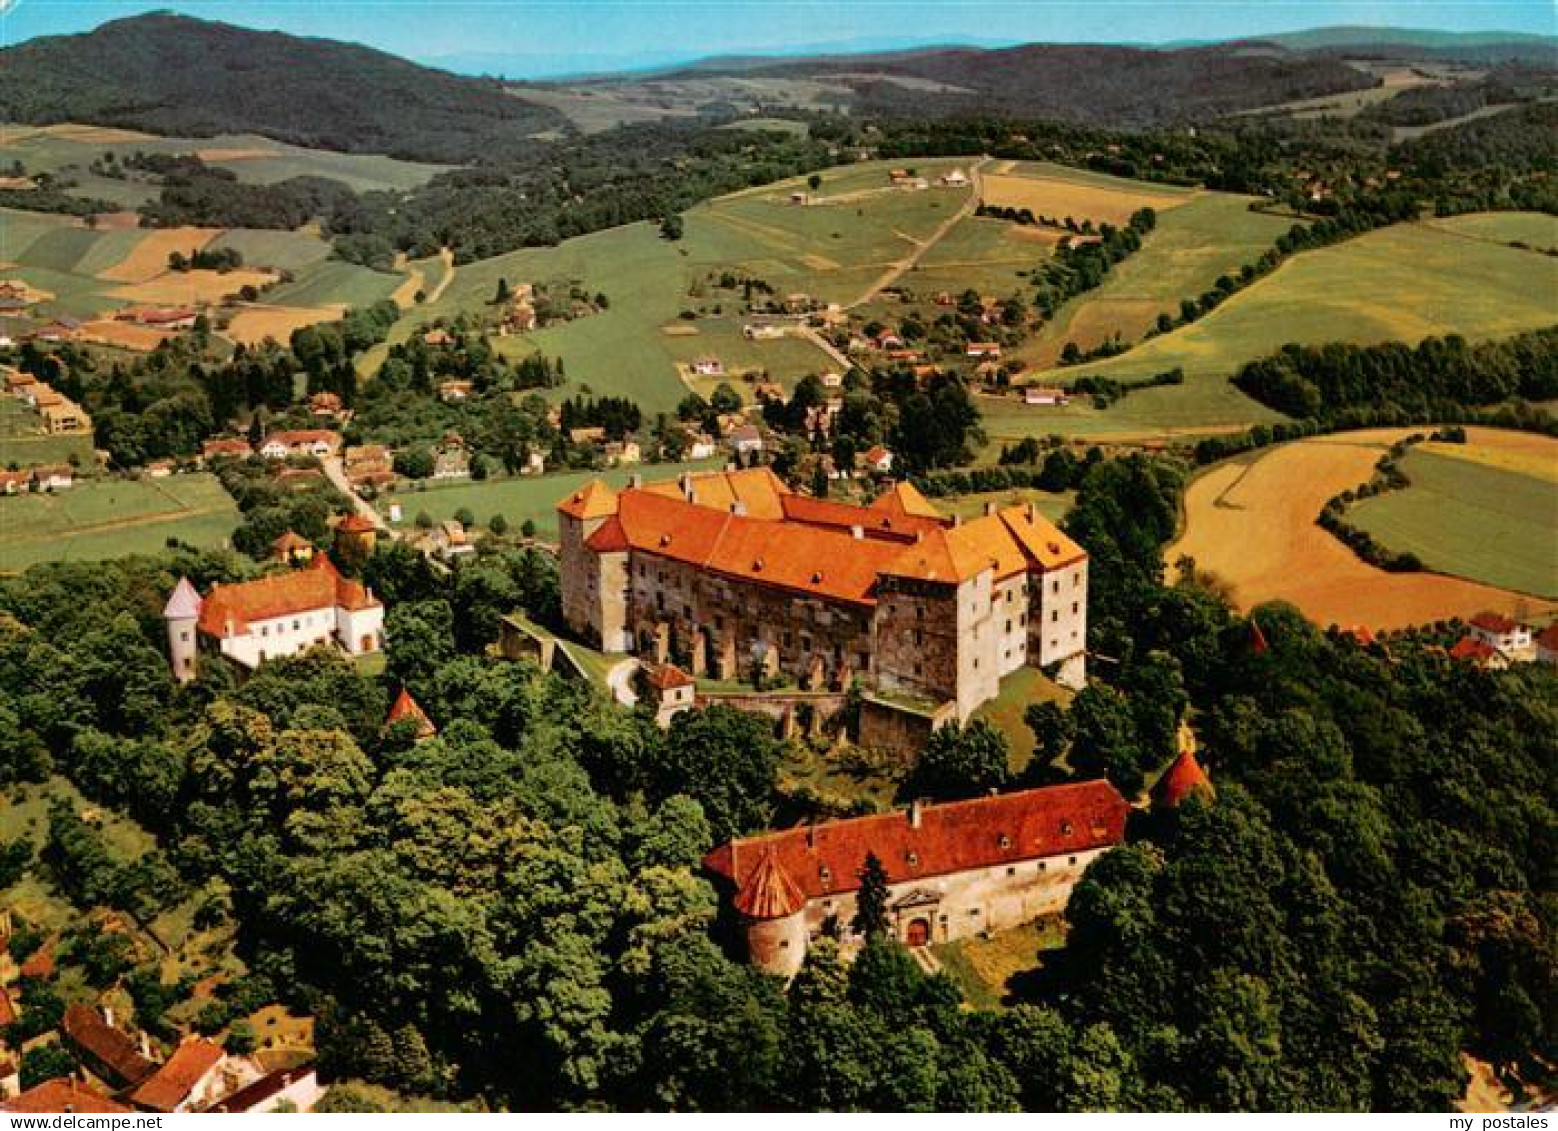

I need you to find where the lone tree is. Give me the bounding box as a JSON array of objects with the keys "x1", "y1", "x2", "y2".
[
  {"x1": 808, "y1": 173, "x2": 823, "y2": 191},
  {"x1": 853, "y1": 852, "x2": 891, "y2": 940},
  {"x1": 660, "y1": 213, "x2": 684, "y2": 241}
]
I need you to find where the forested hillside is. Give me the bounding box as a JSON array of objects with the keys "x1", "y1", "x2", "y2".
[{"x1": 0, "y1": 13, "x2": 565, "y2": 163}]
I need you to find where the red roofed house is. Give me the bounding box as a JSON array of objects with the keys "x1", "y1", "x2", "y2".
[
  {"x1": 640, "y1": 663, "x2": 696, "y2": 727},
  {"x1": 704, "y1": 780, "x2": 1129, "y2": 975},
  {"x1": 201, "y1": 438, "x2": 253, "y2": 463},
  {"x1": 862, "y1": 445, "x2": 894, "y2": 475},
  {"x1": 259, "y1": 430, "x2": 342, "y2": 460},
  {"x1": 1449, "y1": 635, "x2": 1508, "y2": 670},
  {"x1": 558, "y1": 467, "x2": 1091, "y2": 719},
  {"x1": 385, "y1": 688, "x2": 436, "y2": 741},
  {"x1": 62, "y1": 1005, "x2": 157, "y2": 1089},
  {"x1": 3, "y1": 1078, "x2": 131, "y2": 1114},
  {"x1": 163, "y1": 557, "x2": 384, "y2": 683},
  {"x1": 130, "y1": 1037, "x2": 230, "y2": 1113},
  {"x1": 1467, "y1": 611, "x2": 1531, "y2": 657}
]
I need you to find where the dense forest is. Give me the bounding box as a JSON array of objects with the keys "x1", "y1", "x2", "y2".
[{"x1": 0, "y1": 441, "x2": 1550, "y2": 1110}]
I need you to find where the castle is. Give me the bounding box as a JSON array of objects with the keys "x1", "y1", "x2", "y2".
[
  {"x1": 557, "y1": 468, "x2": 1088, "y2": 720},
  {"x1": 164, "y1": 556, "x2": 384, "y2": 682},
  {"x1": 703, "y1": 780, "x2": 1131, "y2": 976}
]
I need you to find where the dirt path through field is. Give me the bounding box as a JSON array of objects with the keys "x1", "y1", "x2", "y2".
[
  {"x1": 845, "y1": 156, "x2": 990, "y2": 309},
  {"x1": 3, "y1": 504, "x2": 233, "y2": 546},
  {"x1": 1167, "y1": 427, "x2": 1556, "y2": 630}
]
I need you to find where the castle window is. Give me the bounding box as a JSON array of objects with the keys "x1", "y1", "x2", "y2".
[
  {"x1": 819, "y1": 866, "x2": 832, "y2": 882},
  {"x1": 1061, "y1": 821, "x2": 1074, "y2": 836},
  {"x1": 1007, "y1": 867, "x2": 1016, "y2": 877},
  {"x1": 998, "y1": 834, "x2": 1011, "y2": 849},
  {"x1": 1005, "y1": 619, "x2": 1011, "y2": 633},
  {"x1": 1069, "y1": 856, "x2": 1078, "y2": 866},
  {"x1": 1074, "y1": 573, "x2": 1081, "y2": 588},
  {"x1": 261, "y1": 626, "x2": 269, "y2": 637},
  {"x1": 1052, "y1": 579, "x2": 1060, "y2": 594},
  {"x1": 180, "y1": 631, "x2": 189, "y2": 642},
  {"x1": 1051, "y1": 610, "x2": 1059, "y2": 623},
  {"x1": 907, "y1": 852, "x2": 919, "y2": 867},
  {"x1": 1072, "y1": 602, "x2": 1079, "y2": 614},
  {"x1": 779, "y1": 940, "x2": 790, "y2": 949},
  {"x1": 293, "y1": 620, "x2": 300, "y2": 631},
  {"x1": 1039, "y1": 861, "x2": 1048, "y2": 872}
]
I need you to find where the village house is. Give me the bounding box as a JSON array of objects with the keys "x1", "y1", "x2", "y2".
[
  {"x1": 32, "y1": 464, "x2": 73, "y2": 491},
  {"x1": 0, "y1": 470, "x2": 29, "y2": 495},
  {"x1": 743, "y1": 323, "x2": 786, "y2": 341},
  {"x1": 201, "y1": 1065, "x2": 325, "y2": 1113},
  {"x1": 117, "y1": 306, "x2": 197, "y2": 331},
  {"x1": 873, "y1": 327, "x2": 905, "y2": 351},
  {"x1": 3, "y1": 1078, "x2": 131, "y2": 1114},
  {"x1": 684, "y1": 431, "x2": 718, "y2": 461},
  {"x1": 145, "y1": 459, "x2": 175, "y2": 478},
  {"x1": 32, "y1": 317, "x2": 82, "y2": 343},
  {"x1": 423, "y1": 519, "x2": 476, "y2": 561},
  {"x1": 862, "y1": 445, "x2": 894, "y2": 475},
  {"x1": 641, "y1": 663, "x2": 697, "y2": 727},
  {"x1": 939, "y1": 168, "x2": 970, "y2": 188},
  {"x1": 726, "y1": 424, "x2": 765, "y2": 456},
  {"x1": 603, "y1": 439, "x2": 642, "y2": 467},
  {"x1": 1449, "y1": 636, "x2": 1507, "y2": 669},
  {"x1": 557, "y1": 468, "x2": 1090, "y2": 721},
  {"x1": 965, "y1": 342, "x2": 1002, "y2": 359},
  {"x1": 130, "y1": 1037, "x2": 236, "y2": 1113},
  {"x1": 422, "y1": 328, "x2": 453, "y2": 348},
  {"x1": 569, "y1": 426, "x2": 607, "y2": 447},
  {"x1": 692, "y1": 356, "x2": 725, "y2": 377},
  {"x1": 438, "y1": 379, "x2": 475, "y2": 403},
  {"x1": 33, "y1": 386, "x2": 90, "y2": 434},
  {"x1": 201, "y1": 437, "x2": 252, "y2": 463},
  {"x1": 308, "y1": 391, "x2": 346, "y2": 421},
  {"x1": 521, "y1": 449, "x2": 547, "y2": 476},
  {"x1": 704, "y1": 780, "x2": 1129, "y2": 975},
  {"x1": 3, "y1": 368, "x2": 37, "y2": 401},
  {"x1": 1025, "y1": 387, "x2": 1070, "y2": 406},
  {"x1": 163, "y1": 556, "x2": 385, "y2": 683},
  {"x1": 61, "y1": 1005, "x2": 157, "y2": 1091},
  {"x1": 432, "y1": 446, "x2": 471, "y2": 480},
  {"x1": 1466, "y1": 611, "x2": 1532, "y2": 657},
  {"x1": 260, "y1": 430, "x2": 342, "y2": 460}
]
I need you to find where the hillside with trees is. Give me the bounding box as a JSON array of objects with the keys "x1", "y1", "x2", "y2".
[{"x1": 0, "y1": 12, "x2": 565, "y2": 163}]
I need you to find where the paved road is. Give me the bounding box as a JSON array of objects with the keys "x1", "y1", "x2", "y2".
[
  {"x1": 605, "y1": 657, "x2": 640, "y2": 707},
  {"x1": 321, "y1": 456, "x2": 395, "y2": 537}
]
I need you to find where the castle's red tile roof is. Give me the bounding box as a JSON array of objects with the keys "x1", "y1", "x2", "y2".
[
  {"x1": 870, "y1": 481, "x2": 942, "y2": 520},
  {"x1": 197, "y1": 557, "x2": 378, "y2": 638},
  {"x1": 778, "y1": 493, "x2": 938, "y2": 541},
  {"x1": 639, "y1": 467, "x2": 790, "y2": 519},
  {"x1": 644, "y1": 663, "x2": 694, "y2": 692},
  {"x1": 584, "y1": 514, "x2": 631, "y2": 553},
  {"x1": 705, "y1": 781, "x2": 1129, "y2": 906},
  {"x1": 733, "y1": 846, "x2": 804, "y2": 920},
  {"x1": 130, "y1": 1038, "x2": 224, "y2": 1112},
  {"x1": 1469, "y1": 611, "x2": 1520, "y2": 634},
  {"x1": 5, "y1": 1078, "x2": 131, "y2": 1114},
  {"x1": 62, "y1": 1005, "x2": 158, "y2": 1087},
  {"x1": 385, "y1": 688, "x2": 435, "y2": 739},
  {"x1": 995, "y1": 504, "x2": 1087, "y2": 570},
  {"x1": 557, "y1": 478, "x2": 618, "y2": 520},
  {"x1": 1152, "y1": 750, "x2": 1213, "y2": 809}
]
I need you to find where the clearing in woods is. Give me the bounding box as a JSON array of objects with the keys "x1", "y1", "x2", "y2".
[
  {"x1": 1349, "y1": 436, "x2": 1558, "y2": 600},
  {"x1": 1166, "y1": 428, "x2": 1558, "y2": 631},
  {"x1": 0, "y1": 473, "x2": 242, "y2": 572},
  {"x1": 996, "y1": 219, "x2": 1558, "y2": 444}
]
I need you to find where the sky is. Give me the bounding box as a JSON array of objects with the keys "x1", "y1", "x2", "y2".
[{"x1": 1, "y1": 0, "x2": 1553, "y2": 77}]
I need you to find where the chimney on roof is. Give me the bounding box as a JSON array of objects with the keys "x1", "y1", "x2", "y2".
[
  {"x1": 731, "y1": 501, "x2": 748, "y2": 516},
  {"x1": 679, "y1": 472, "x2": 693, "y2": 500},
  {"x1": 850, "y1": 524, "x2": 863, "y2": 539},
  {"x1": 629, "y1": 473, "x2": 642, "y2": 489},
  {"x1": 984, "y1": 501, "x2": 997, "y2": 517},
  {"x1": 909, "y1": 798, "x2": 925, "y2": 829},
  {"x1": 807, "y1": 824, "x2": 816, "y2": 848},
  {"x1": 1026, "y1": 503, "x2": 1036, "y2": 521}
]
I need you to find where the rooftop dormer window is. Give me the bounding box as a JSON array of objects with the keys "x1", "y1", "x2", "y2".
[
  {"x1": 1060, "y1": 820, "x2": 1074, "y2": 837},
  {"x1": 998, "y1": 834, "x2": 1011, "y2": 850}
]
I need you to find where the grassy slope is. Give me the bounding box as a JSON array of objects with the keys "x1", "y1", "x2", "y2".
[
  {"x1": 1422, "y1": 210, "x2": 1558, "y2": 253},
  {"x1": 1014, "y1": 193, "x2": 1297, "y2": 368},
  {"x1": 0, "y1": 396, "x2": 95, "y2": 469},
  {"x1": 264, "y1": 259, "x2": 403, "y2": 308},
  {"x1": 367, "y1": 161, "x2": 982, "y2": 412},
  {"x1": 384, "y1": 458, "x2": 724, "y2": 542},
  {"x1": 0, "y1": 473, "x2": 240, "y2": 572},
  {"x1": 994, "y1": 219, "x2": 1558, "y2": 443},
  {"x1": 1349, "y1": 444, "x2": 1558, "y2": 599}
]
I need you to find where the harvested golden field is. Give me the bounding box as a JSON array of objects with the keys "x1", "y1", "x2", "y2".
[
  {"x1": 112, "y1": 267, "x2": 276, "y2": 305},
  {"x1": 80, "y1": 320, "x2": 178, "y2": 351},
  {"x1": 1167, "y1": 428, "x2": 1557, "y2": 630},
  {"x1": 98, "y1": 227, "x2": 221, "y2": 283},
  {"x1": 225, "y1": 303, "x2": 345, "y2": 345},
  {"x1": 1415, "y1": 434, "x2": 1558, "y2": 484},
  {"x1": 981, "y1": 170, "x2": 1193, "y2": 227}
]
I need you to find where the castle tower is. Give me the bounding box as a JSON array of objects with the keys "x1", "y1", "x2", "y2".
[
  {"x1": 1152, "y1": 748, "x2": 1214, "y2": 811},
  {"x1": 163, "y1": 577, "x2": 203, "y2": 684},
  {"x1": 735, "y1": 846, "x2": 808, "y2": 978}
]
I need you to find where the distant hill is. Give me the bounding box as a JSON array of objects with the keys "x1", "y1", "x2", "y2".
[
  {"x1": 0, "y1": 12, "x2": 566, "y2": 164},
  {"x1": 661, "y1": 41, "x2": 1378, "y2": 126},
  {"x1": 1258, "y1": 26, "x2": 1558, "y2": 66}
]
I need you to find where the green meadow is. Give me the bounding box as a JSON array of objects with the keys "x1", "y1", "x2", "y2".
[
  {"x1": 0, "y1": 473, "x2": 241, "y2": 572},
  {"x1": 998, "y1": 219, "x2": 1558, "y2": 444},
  {"x1": 1350, "y1": 444, "x2": 1558, "y2": 600},
  {"x1": 384, "y1": 458, "x2": 724, "y2": 543}
]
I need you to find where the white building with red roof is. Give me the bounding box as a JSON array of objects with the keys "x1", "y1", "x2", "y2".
[
  {"x1": 1466, "y1": 611, "x2": 1532, "y2": 657},
  {"x1": 163, "y1": 558, "x2": 384, "y2": 683},
  {"x1": 704, "y1": 780, "x2": 1130, "y2": 976}
]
